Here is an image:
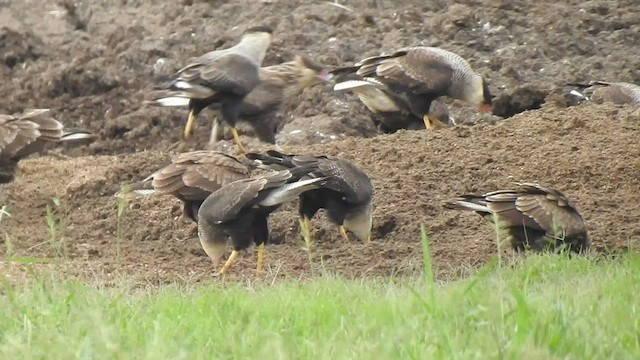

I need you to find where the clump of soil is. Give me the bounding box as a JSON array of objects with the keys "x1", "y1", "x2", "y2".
[{"x1": 2, "y1": 104, "x2": 639, "y2": 284}]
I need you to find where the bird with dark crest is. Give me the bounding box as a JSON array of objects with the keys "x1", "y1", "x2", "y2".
[
  {"x1": 147, "y1": 26, "x2": 273, "y2": 153},
  {"x1": 331, "y1": 46, "x2": 492, "y2": 130},
  {"x1": 246, "y1": 150, "x2": 373, "y2": 245},
  {"x1": 444, "y1": 183, "x2": 590, "y2": 253},
  {"x1": 0, "y1": 109, "x2": 96, "y2": 185},
  {"x1": 197, "y1": 165, "x2": 328, "y2": 276},
  {"x1": 208, "y1": 55, "x2": 333, "y2": 147},
  {"x1": 115, "y1": 151, "x2": 251, "y2": 223}
]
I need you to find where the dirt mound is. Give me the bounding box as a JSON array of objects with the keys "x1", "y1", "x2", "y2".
[
  {"x1": 1, "y1": 0, "x2": 640, "y2": 284},
  {"x1": 2, "y1": 0, "x2": 640, "y2": 153},
  {"x1": 2, "y1": 104, "x2": 639, "y2": 283}
]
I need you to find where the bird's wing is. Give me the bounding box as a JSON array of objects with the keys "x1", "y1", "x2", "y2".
[
  {"x1": 0, "y1": 110, "x2": 63, "y2": 159},
  {"x1": 151, "y1": 151, "x2": 250, "y2": 201},
  {"x1": 0, "y1": 115, "x2": 22, "y2": 156},
  {"x1": 484, "y1": 189, "x2": 545, "y2": 231},
  {"x1": 177, "y1": 54, "x2": 261, "y2": 96},
  {"x1": 591, "y1": 82, "x2": 640, "y2": 105},
  {"x1": 316, "y1": 159, "x2": 373, "y2": 205},
  {"x1": 208, "y1": 177, "x2": 271, "y2": 223},
  {"x1": 356, "y1": 48, "x2": 454, "y2": 95},
  {"x1": 513, "y1": 183, "x2": 587, "y2": 238}
]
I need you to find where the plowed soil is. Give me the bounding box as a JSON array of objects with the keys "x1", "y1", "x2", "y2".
[{"x1": 1, "y1": 0, "x2": 639, "y2": 284}]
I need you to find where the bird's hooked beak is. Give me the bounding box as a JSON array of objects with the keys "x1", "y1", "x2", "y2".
[{"x1": 479, "y1": 103, "x2": 492, "y2": 113}]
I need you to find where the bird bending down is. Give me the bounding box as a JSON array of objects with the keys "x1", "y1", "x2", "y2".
[
  {"x1": 208, "y1": 55, "x2": 332, "y2": 147},
  {"x1": 331, "y1": 46, "x2": 492, "y2": 131},
  {"x1": 246, "y1": 150, "x2": 373, "y2": 245},
  {"x1": 566, "y1": 81, "x2": 640, "y2": 106},
  {"x1": 115, "y1": 150, "x2": 251, "y2": 223},
  {"x1": 197, "y1": 165, "x2": 328, "y2": 276},
  {"x1": 0, "y1": 109, "x2": 96, "y2": 184},
  {"x1": 444, "y1": 183, "x2": 590, "y2": 253},
  {"x1": 147, "y1": 26, "x2": 273, "y2": 153}
]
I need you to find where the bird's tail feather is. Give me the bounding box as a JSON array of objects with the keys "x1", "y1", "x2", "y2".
[
  {"x1": 245, "y1": 150, "x2": 296, "y2": 170},
  {"x1": 60, "y1": 128, "x2": 97, "y2": 145},
  {"x1": 260, "y1": 176, "x2": 328, "y2": 207},
  {"x1": 114, "y1": 180, "x2": 158, "y2": 199},
  {"x1": 146, "y1": 80, "x2": 216, "y2": 107},
  {"x1": 443, "y1": 196, "x2": 491, "y2": 214}
]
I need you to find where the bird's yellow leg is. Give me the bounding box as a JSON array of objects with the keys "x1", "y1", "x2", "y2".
[
  {"x1": 183, "y1": 110, "x2": 197, "y2": 140},
  {"x1": 423, "y1": 114, "x2": 446, "y2": 130},
  {"x1": 339, "y1": 225, "x2": 350, "y2": 242},
  {"x1": 256, "y1": 243, "x2": 265, "y2": 275},
  {"x1": 230, "y1": 127, "x2": 248, "y2": 153},
  {"x1": 216, "y1": 250, "x2": 239, "y2": 276},
  {"x1": 365, "y1": 231, "x2": 372, "y2": 244},
  {"x1": 299, "y1": 217, "x2": 313, "y2": 249},
  {"x1": 422, "y1": 114, "x2": 434, "y2": 130}
]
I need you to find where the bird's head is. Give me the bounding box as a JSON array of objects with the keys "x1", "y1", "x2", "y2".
[
  {"x1": 464, "y1": 76, "x2": 493, "y2": 114},
  {"x1": 343, "y1": 201, "x2": 373, "y2": 242},
  {"x1": 294, "y1": 55, "x2": 333, "y2": 88},
  {"x1": 242, "y1": 25, "x2": 273, "y2": 44},
  {"x1": 197, "y1": 202, "x2": 230, "y2": 269},
  {"x1": 478, "y1": 78, "x2": 493, "y2": 113}
]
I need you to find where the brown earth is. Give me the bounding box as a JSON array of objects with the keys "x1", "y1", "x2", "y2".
[{"x1": 1, "y1": 0, "x2": 639, "y2": 284}]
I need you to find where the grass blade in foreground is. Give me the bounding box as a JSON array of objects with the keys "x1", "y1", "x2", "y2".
[{"x1": 0, "y1": 254, "x2": 638, "y2": 359}]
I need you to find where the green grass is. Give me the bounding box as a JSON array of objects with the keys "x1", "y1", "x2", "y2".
[{"x1": 1, "y1": 252, "x2": 638, "y2": 359}]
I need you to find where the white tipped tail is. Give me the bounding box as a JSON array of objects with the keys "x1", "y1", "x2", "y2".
[
  {"x1": 260, "y1": 177, "x2": 327, "y2": 207},
  {"x1": 446, "y1": 199, "x2": 491, "y2": 214},
  {"x1": 60, "y1": 130, "x2": 96, "y2": 142},
  {"x1": 148, "y1": 96, "x2": 191, "y2": 107},
  {"x1": 333, "y1": 78, "x2": 385, "y2": 92}
]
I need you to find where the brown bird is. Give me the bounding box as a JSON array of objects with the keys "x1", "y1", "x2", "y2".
[
  {"x1": 444, "y1": 183, "x2": 590, "y2": 253},
  {"x1": 117, "y1": 151, "x2": 251, "y2": 222},
  {"x1": 208, "y1": 55, "x2": 333, "y2": 146},
  {"x1": 568, "y1": 81, "x2": 640, "y2": 106},
  {"x1": 0, "y1": 109, "x2": 96, "y2": 184},
  {"x1": 147, "y1": 26, "x2": 273, "y2": 153},
  {"x1": 246, "y1": 150, "x2": 373, "y2": 244},
  {"x1": 332, "y1": 46, "x2": 492, "y2": 130},
  {"x1": 197, "y1": 165, "x2": 328, "y2": 276}
]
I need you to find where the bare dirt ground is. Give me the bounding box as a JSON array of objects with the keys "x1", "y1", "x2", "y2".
[{"x1": 1, "y1": 0, "x2": 639, "y2": 284}]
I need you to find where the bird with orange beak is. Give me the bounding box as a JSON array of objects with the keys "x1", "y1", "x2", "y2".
[{"x1": 331, "y1": 46, "x2": 492, "y2": 130}]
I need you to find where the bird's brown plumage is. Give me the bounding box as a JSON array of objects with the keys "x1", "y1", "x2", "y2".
[
  {"x1": 119, "y1": 151, "x2": 251, "y2": 222},
  {"x1": 246, "y1": 150, "x2": 374, "y2": 242},
  {"x1": 197, "y1": 165, "x2": 326, "y2": 275},
  {"x1": 444, "y1": 183, "x2": 589, "y2": 253},
  {"x1": 148, "y1": 26, "x2": 273, "y2": 152},
  {"x1": 1, "y1": 109, "x2": 96, "y2": 184},
  {"x1": 587, "y1": 81, "x2": 640, "y2": 105},
  {"x1": 566, "y1": 81, "x2": 640, "y2": 106},
  {"x1": 332, "y1": 46, "x2": 491, "y2": 131},
  {"x1": 209, "y1": 55, "x2": 331, "y2": 145}
]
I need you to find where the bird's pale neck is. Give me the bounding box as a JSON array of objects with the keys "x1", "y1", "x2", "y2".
[
  {"x1": 237, "y1": 33, "x2": 272, "y2": 64},
  {"x1": 455, "y1": 73, "x2": 484, "y2": 107},
  {"x1": 261, "y1": 61, "x2": 320, "y2": 92}
]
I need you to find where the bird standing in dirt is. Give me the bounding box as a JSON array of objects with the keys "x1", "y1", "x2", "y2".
[
  {"x1": 147, "y1": 26, "x2": 273, "y2": 153},
  {"x1": 246, "y1": 150, "x2": 373, "y2": 245},
  {"x1": 116, "y1": 150, "x2": 251, "y2": 223},
  {"x1": 197, "y1": 165, "x2": 328, "y2": 276},
  {"x1": 208, "y1": 55, "x2": 333, "y2": 147},
  {"x1": 331, "y1": 46, "x2": 492, "y2": 130},
  {"x1": 444, "y1": 183, "x2": 590, "y2": 253},
  {"x1": 567, "y1": 81, "x2": 640, "y2": 106},
  {"x1": 0, "y1": 109, "x2": 96, "y2": 184}
]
